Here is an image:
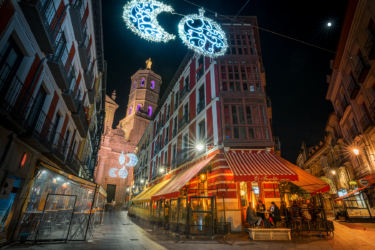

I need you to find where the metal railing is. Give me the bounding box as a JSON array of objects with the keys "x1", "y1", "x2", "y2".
[
  {"x1": 364, "y1": 29, "x2": 375, "y2": 60},
  {"x1": 179, "y1": 84, "x2": 190, "y2": 101},
  {"x1": 360, "y1": 114, "x2": 373, "y2": 132},
  {"x1": 340, "y1": 97, "x2": 349, "y2": 113},
  {"x1": 348, "y1": 126, "x2": 359, "y2": 141},
  {"x1": 347, "y1": 77, "x2": 360, "y2": 99},
  {"x1": 197, "y1": 98, "x2": 205, "y2": 114},
  {"x1": 28, "y1": 109, "x2": 55, "y2": 150},
  {"x1": 51, "y1": 133, "x2": 68, "y2": 162},
  {"x1": 0, "y1": 60, "x2": 35, "y2": 130},
  {"x1": 66, "y1": 149, "x2": 81, "y2": 174},
  {"x1": 155, "y1": 143, "x2": 161, "y2": 154},
  {"x1": 178, "y1": 113, "x2": 189, "y2": 130},
  {"x1": 176, "y1": 148, "x2": 189, "y2": 166},
  {"x1": 33, "y1": 0, "x2": 66, "y2": 51},
  {"x1": 47, "y1": 42, "x2": 73, "y2": 86},
  {"x1": 354, "y1": 55, "x2": 371, "y2": 83}
]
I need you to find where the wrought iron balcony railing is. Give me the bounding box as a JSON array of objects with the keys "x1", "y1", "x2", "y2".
[
  {"x1": 347, "y1": 76, "x2": 360, "y2": 100},
  {"x1": 50, "y1": 132, "x2": 68, "y2": 163},
  {"x1": 65, "y1": 149, "x2": 81, "y2": 175},
  {"x1": 360, "y1": 114, "x2": 374, "y2": 133},
  {"x1": 70, "y1": 0, "x2": 87, "y2": 42},
  {"x1": 178, "y1": 113, "x2": 189, "y2": 131},
  {"x1": 71, "y1": 102, "x2": 89, "y2": 138},
  {"x1": 20, "y1": 0, "x2": 67, "y2": 54},
  {"x1": 354, "y1": 55, "x2": 371, "y2": 83},
  {"x1": 197, "y1": 98, "x2": 205, "y2": 115},
  {"x1": 179, "y1": 84, "x2": 190, "y2": 101},
  {"x1": 340, "y1": 97, "x2": 349, "y2": 113},
  {"x1": 47, "y1": 42, "x2": 73, "y2": 90},
  {"x1": 78, "y1": 32, "x2": 91, "y2": 70},
  {"x1": 348, "y1": 126, "x2": 359, "y2": 142},
  {"x1": 364, "y1": 29, "x2": 375, "y2": 60},
  {"x1": 176, "y1": 148, "x2": 189, "y2": 166},
  {"x1": 0, "y1": 60, "x2": 36, "y2": 132}
]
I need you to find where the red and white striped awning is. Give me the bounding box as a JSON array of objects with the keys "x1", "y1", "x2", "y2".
[
  {"x1": 152, "y1": 155, "x2": 217, "y2": 200},
  {"x1": 224, "y1": 150, "x2": 299, "y2": 182}
]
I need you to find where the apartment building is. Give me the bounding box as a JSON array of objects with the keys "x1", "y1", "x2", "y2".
[{"x1": 0, "y1": 0, "x2": 105, "y2": 243}]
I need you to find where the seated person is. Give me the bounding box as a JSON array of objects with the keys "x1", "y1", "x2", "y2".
[
  {"x1": 247, "y1": 202, "x2": 262, "y2": 228},
  {"x1": 270, "y1": 202, "x2": 282, "y2": 228},
  {"x1": 256, "y1": 200, "x2": 266, "y2": 220}
]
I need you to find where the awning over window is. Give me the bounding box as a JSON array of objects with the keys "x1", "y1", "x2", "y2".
[
  {"x1": 152, "y1": 155, "x2": 217, "y2": 200},
  {"x1": 223, "y1": 150, "x2": 299, "y2": 182},
  {"x1": 277, "y1": 157, "x2": 330, "y2": 194},
  {"x1": 131, "y1": 179, "x2": 172, "y2": 203}
]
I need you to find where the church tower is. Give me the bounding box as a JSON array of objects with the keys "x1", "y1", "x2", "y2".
[{"x1": 118, "y1": 58, "x2": 161, "y2": 145}]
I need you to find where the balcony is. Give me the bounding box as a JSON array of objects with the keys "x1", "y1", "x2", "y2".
[
  {"x1": 172, "y1": 128, "x2": 177, "y2": 138},
  {"x1": 0, "y1": 61, "x2": 35, "y2": 133},
  {"x1": 197, "y1": 98, "x2": 205, "y2": 115},
  {"x1": 152, "y1": 169, "x2": 159, "y2": 180},
  {"x1": 47, "y1": 44, "x2": 73, "y2": 90},
  {"x1": 84, "y1": 69, "x2": 95, "y2": 104},
  {"x1": 20, "y1": 110, "x2": 54, "y2": 153},
  {"x1": 78, "y1": 33, "x2": 91, "y2": 70},
  {"x1": 69, "y1": 0, "x2": 86, "y2": 42},
  {"x1": 165, "y1": 137, "x2": 168, "y2": 146},
  {"x1": 171, "y1": 158, "x2": 176, "y2": 170},
  {"x1": 176, "y1": 148, "x2": 189, "y2": 166},
  {"x1": 365, "y1": 29, "x2": 375, "y2": 60},
  {"x1": 61, "y1": 76, "x2": 81, "y2": 112},
  {"x1": 347, "y1": 77, "x2": 360, "y2": 100},
  {"x1": 196, "y1": 66, "x2": 204, "y2": 82},
  {"x1": 81, "y1": 153, "x2": 91, "y2": 174},
  {"x1": 354, "y1": 56, "x2": 371, "y2": 83},
  {"x1": 340, "y1": 97, "x2": 349, "y2": 113},
  {"x1": 65, "y1": 149, "x2": 81, "y2": 175},
  {"x1": 178, "y1": 113, "x2": 189, "y2": 131},
  {"x1": 348, "y1": 126, "x2": 359, "y2": 142},
  {"x1": 360, "y1": 114, "x2": 374, "y2": 133},
  {"x1": 45, "y1": 133, "x2": 68, "y2": 165},
  {"x1": 71, "y1": 102, "x2": 89, "y2": 138},
  {"x1": 154, "y1": 143, "x2": 161, "y2": 155},
  {"x1": 19, "y1": 0, "x2": 66, "y2": 54},
  {"x1": 336, "y1": 109, "x2": 343, "y2": 121},
  {"x1": 179, "y1": 84, "x2": 190, "y2": 102}
]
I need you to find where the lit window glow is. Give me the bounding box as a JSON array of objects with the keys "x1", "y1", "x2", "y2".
[
  {"x1": 151, "y1": 80, "x2": 155, "y2": 89},
  {"x1": 148, "y1": 106, "x2": 153, "y2": 116},
  {"x1": 141, "y1": 79, "x2": 145, "y2": 86},
  {"x1": 123, "y1": 0, "x2": 176, "y2": 43},
  {"x1": 137, "y1": 104, "x2": 142, "y2": 111},
  {"x1": 133, "y1": 81, "x2": 136, "y2": 89},
  {"x1": 178, "y1": 8, "x2": 228, "y2": 58},
  {"x1": 129, "y1": 106, "x2": 132, "y2": 115}
]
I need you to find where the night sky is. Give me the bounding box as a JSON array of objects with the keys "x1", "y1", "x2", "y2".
[{"x1": 102, "y1": 0, "x2": 349, "y2": 163}]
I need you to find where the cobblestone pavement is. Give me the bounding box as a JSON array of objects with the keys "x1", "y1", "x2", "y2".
[{"x1": 2, "y1": 211, "x2": 374, "y2": 250}]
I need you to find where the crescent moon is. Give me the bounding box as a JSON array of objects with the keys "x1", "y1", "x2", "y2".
[
  {"x1": 109, "y1": 168, "x2": 118, "y2": 178},
  {"x1": 118, "y1": 166, "x2": 129, "y2": 179},
  {"x1": 123, "y1": 0, "x2": 176, "y2": 42},
  {"x1": 126, "y1": 153, "x2": 138, "y2": 167}
]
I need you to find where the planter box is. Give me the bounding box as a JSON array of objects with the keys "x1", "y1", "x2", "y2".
[{"x1": 246, "y1": 228, "x2": 291, "y2": 240}]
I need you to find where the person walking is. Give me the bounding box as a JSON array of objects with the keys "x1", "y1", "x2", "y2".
[{"x1": 247, "y1": 203, "x2": 262, "y2": 228}]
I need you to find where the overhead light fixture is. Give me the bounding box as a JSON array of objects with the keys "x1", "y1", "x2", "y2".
[
  {"x1": 141, "y1": 179, "x2": 144, "y2": 183},
  {"x1": 159, "y1": 168, "x2": 164, "y2": 173},
  {"x1": 196, "y1": 144, "x2": 204, "y2": 151},
  {"x1": 353, "y1": 149, "x2": 359, "y2": 155},
  {"x1": 331, "y1": 170, "x2": 336, "y2": 175}
]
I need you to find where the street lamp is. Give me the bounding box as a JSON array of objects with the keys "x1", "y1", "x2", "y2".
[
  {"x1": 159, "y1": 168, "x2": 165, "y2": 173},
  {"x1": 331, "y1": 170, "x2": 336, "y2": 175},
  {"x1": 141, "y1": 179, "x2": 144, "y2": 183},
  {"x1": 353, "y1": 149, "x2": 359, "y2": 155},
  {"x1": 132, "y1": 185, "x2": 135, "y2": 188},
  {"x1": 127, "y1": 188, "x2": 130, "y2": 191},
  {"x1": 196, "y1": 144, "x2": 204, "y2": 151}
]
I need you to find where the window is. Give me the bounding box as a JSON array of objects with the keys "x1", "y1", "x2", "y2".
[
  {"x1": 164, "y1": 151, "x2": 168, "y2": 164},
  {"x1": 224, "y1": 105, "x2": 230, "y2": 125},
  {"x1": 151, "y1": 81, "x2": 155, "y2": 89},
  {"x1": 129, "y1": 106, "x2": 132, "y2": 115},
  {"x1": 225, "y1": 127, "x2": 232, "y2": 139},
  {"x1": 0, "y1": 38, "x2": 24, "y2": 88},
  {"x1": 222, "y1": 82, "x2": 228, "y2": 91},
  {"x1": 242, "y1": 82, "x2": 248, "y2": 91},
  {"x1": 260, "y1": 106, "x2": 267, "y2": 125},
  {"x1": 263, "y1": 127, "x2": 270, "y2": 140},
  {"x1": 148, "y1": 106, "x2": 152, "y2": 116},
  {"x1": 167, "y1": 104, "x2": 170, "y2": 119},
  {"x1": 137, "y1": 104, "x2": 141, "y2": 111},
  {"x1": 229, "y1": 82, "x2": 235, "y2": 91},
  {"x1": 248, "y1": 127, "x2": 262, "y2": 139},
  {"x1": 184, "y1": 103, "x2": 188, "y2": 116},
  {"x1": 221, "y1": 66, "x2": 227, "y2": 79},
  {"x1": 174, "y1": 92, "x2": 179, "y2": 110},
  {"x1": 238, "y1": 106, "x2": 245, "y2": 124},
  {"x1": 133, "y1": 81, "x2": 136, "y2": 89},
  {"x1": 165, "y1": 127, "x2": 169, "y2": 141},
  {"x1": 183, "y1": 135, "x2": 188, "y2": 149},
  {"x1": 173, "y1": 144, "x2": 177, "y2": 158},
  {"x1": 198, "y1": 120, "x2": 205, "y2": 141},
  {"x1": 197, "y1": 56, "x2": 204, "y2": 80},
  {"x1": 231, "y1": 47, "x2": 236, "y2": 54},
  {"x1": 141, "y1": 79, "x2": 145, "y2": 86},
  {"x1": 232, "y1": 106, "x2": 238, "y2": 124},
  {"x1": 184, "y1": 75, "x2": 189, "y2": 88}
]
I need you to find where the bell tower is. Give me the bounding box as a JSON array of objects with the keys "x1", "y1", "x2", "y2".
[{"x1": 118, "y1": 58, "x2": 161, "y2": 146}]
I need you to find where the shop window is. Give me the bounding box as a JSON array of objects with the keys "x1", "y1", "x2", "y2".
[{"x1": 240, "y1": 182, "x2": 248, "y2": 207}]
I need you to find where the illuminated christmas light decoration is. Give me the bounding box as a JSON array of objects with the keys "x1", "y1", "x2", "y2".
[
  {"x1": 109, "y1": 168, "x2": 118, "y2": 178},
  {"x1": 119, "y1": 151, "x2": 126, "y2": 165},
  {"x1": 118, "y1": 166, "x2": 129, "y2": 178},
  {"x1": 126, "y1": 153, "x2": 138, "y2": 167},
  {"x1": 178, "y1": 8, "x2": 228, "y2": 58},
  {"x1": 123, "y1": 0, "x2": 176, "y2": 42}
]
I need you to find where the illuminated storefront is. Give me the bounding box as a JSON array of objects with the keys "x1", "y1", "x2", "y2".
[{"x1": 13, "y1": 162, "x2": 106, "y2": 242}]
